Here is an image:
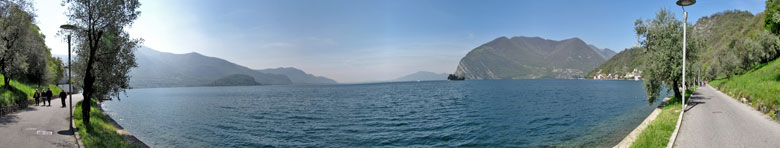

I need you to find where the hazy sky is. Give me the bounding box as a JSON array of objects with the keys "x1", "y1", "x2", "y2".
[{"x1": 35, "y1": 0, "x2": 765, "y2": 83}]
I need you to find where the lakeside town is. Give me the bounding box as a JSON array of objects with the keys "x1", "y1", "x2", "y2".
[{"x1": 592, "y1": 68, "x2": 643, "y2": 80}]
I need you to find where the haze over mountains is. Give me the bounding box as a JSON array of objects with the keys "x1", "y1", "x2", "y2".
[
  {"x1": 130, "y1": 46, "x2": 336, "y2": 88},
  {"x1": 454, "y1": 36, "x2": 609, "y2": 79},
  {"x1": 393, "y1": 71, "x2": 448, "y2": 82},
  {"x1": 255, "y1": 67, "x2": 337, "y2": 84}
]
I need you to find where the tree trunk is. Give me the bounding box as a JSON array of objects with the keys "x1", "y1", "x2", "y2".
[
  {"x1": 3, "y1": 76, "x2": 9, "y2": 89},
  {"x1": 673, "y1": 80, "x2": 682, "y2": 101},
  {"x1": 2, "y1": 62, "x2": 8, "y2": 89},
  {"x1": 81, "y1": 30, "x2": 102, "y2": 132}
]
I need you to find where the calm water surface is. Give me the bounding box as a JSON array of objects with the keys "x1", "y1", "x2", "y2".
[{"x1": 103, "y1": 79, "x2": 662, "y2": 147}]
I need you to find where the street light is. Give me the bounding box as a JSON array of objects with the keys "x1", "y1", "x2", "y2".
[
  {"x1": 60, "y1": 24, "x2": 77, "y2": 133},
  {"x1": 676, "y1": 0, "x2": 695, "y2": 110}
]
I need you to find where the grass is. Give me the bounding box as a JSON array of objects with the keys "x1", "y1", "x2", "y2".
[
  {"x1": 74, "y1": 99, "x2": 135, "y2": 148},
  {"x1": 629, "y1": 102, "x2": 682, "y2": 148},
  {"x1": 710, "y1": 58, "x2": 780, "y2": 120},
  {"x1": 0, "y1": 74, "x2": 63, "y2": 106},
  {"x1": 629, "y1": 86, "x2": 695, "y2": 148}
]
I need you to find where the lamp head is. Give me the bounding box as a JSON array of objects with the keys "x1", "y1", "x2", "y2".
[
  {"x1": 676, "y1": 0, "x2": 696, "y2": 6},
  {"x1": 60, "y1": 24, "x2": 78, "y2": 30}
]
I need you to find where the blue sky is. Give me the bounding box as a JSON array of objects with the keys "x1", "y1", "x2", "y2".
[{"x1": 36, "y1": 0, "x2": 766, "y2": 83}]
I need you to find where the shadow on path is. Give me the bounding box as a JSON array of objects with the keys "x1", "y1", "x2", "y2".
[
  {"x1": 56, "y1": 129, "x2": 74, "y2": 135},
  {"x1": 685, "y1": 92, "x2": 710, "y2": 112},
  {"x1": 0, "y1": 114, "x2": 20, "y2": 126}
]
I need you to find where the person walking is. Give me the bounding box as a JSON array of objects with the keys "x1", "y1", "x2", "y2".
[
  {"x1": 33, "y1": 89, "x2": 40, "y2": 106},
  {"x1": 45, "y1": 88, "x2": 53, "y2": 107},
  {"x1": 59, "y1": 91, "x2": 67, "y2": 107}
]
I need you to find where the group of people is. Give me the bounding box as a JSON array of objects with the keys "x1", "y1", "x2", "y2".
[{"x1": 32, "y1": 88, "x2": 68, "y2": 107}]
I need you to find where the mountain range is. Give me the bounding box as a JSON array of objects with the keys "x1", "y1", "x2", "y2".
[
  {"x1": 129, "y1": 46, "x2": 336, "y2": 88},
  {"x1": 454, "y1": 36, "x2": 608, "y2": 79},
  {"x1": 255, "y1": 67, "x2": 337, "y2": 84},
  {"x1": 392, "y1": 71, "x2": 448, "y2": 82}
]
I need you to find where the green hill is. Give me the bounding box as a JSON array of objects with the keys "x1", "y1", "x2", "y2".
[
  {"x1": 585, "y1": 47, "x2": 644, "y2": 78},
  {"x1": 454, "y1": 36, "x2": 608, "y2": 79},
  {"x1": 207, "y1": 74, "x2": 260, "y2": 86}
]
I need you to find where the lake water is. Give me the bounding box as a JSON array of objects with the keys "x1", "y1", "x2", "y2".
[{"x1": 102, "y1": 79, "x2": 663, "y2": 147}]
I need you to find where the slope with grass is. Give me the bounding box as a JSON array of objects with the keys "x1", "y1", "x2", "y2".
[
  {"x1": 74, "y1": 100, "x2": 135, "y2": 148},
  {"x1": 0, "y1": 74, "x2": 62, "y2": 106},
  {"x1": 709, "y1": 58, "x2": 780, "y2": 119}
]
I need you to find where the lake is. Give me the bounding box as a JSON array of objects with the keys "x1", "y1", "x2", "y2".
[{"x1": 102, "y1": 79, "x2": 663, "y2": 147}]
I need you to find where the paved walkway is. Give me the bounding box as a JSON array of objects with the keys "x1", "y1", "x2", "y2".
[
  {"x1": 0, "y1": 94, "x2": 83, "y2": 148},
  {"x1": 675, "y1": 85, "x2": 780, "y2": 148}
]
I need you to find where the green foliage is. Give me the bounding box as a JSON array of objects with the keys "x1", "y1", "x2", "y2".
[
  {"x1": 1, "y1": 0, "x2": 64, "y2": 90},
  {"x1": 694, "y1": 9, "x2": 780, "y2": 80},
  {"x1": 630, "y1": 103, "x2": 681, "y2": 148},
  {"x1": 710, "y1": 58, "x2": 780, "y2": 115},
  {"x1": 64, "y1": 0, "x2": 141, "y2": 127},
  {"x1": 0, "y1": 0, "x2": 35, "y2": 88},
  {"x1": 765, "y1": 0, "x2": 780, "y2": 35},
  {"x1": 635, "y1": 9, "x2": 703, "y2": 101},
  {"x1": 73, "y1": 100, "x2": 134, "y2": 148}
]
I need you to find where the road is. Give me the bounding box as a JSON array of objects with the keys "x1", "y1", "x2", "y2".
[
  {"x1": 674, "y1": 85, "x2": 780, "y2": 148},
  {"x1": 0, "y1": 94, "x2": 83, "y2": 148}
]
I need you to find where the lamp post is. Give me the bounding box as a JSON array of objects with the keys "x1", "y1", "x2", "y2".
[
  {"x1": 60, "y1": 24, "x2": 77, "y2": 133},
  {"x1": 676, "y1": 0, "x2": 695, "y2": 109}
]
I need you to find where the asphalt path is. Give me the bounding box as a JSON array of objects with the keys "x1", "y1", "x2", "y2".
[
  {"x1": 0, "y1": 94, "x2": 83, "y2": 148},
  {"x1": 674, "y1": 85, "x2": 780, "y2": 148}
]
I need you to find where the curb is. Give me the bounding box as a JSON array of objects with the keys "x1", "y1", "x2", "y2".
[
  {"x1": 72, "y1": 119, "x2": 85, "y2": 148},
  {"x1": 614, "y1": 97, "x2": 671, "y2": 148}
]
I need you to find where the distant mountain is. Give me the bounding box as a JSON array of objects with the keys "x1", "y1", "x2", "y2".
[
  {"x1": 586, "y1": 47, "x2": 644, "y2": 78},
  {"x1": 208, "y1": 74, "x2": 260, "y2": 86},
  {"x1": 454, "y1": 36, "x2": 608, "y2": 79},
  {"x1": 588, "y1": 44, "x2": 617, "y2": 59},
  {"x1": 130, "y1": 46, "x2": 292, "y2": 88},
  {"x1": 393, "y1": 71, "x2": 448, "y2": 81},
  {"x1": 255, "y1": 67, "x2": 337, "y2": 84}
]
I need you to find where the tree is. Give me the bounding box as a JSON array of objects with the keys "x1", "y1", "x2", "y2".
[
  {"x1": 63, "y1": 0, "x2": 141, "y2": 129},
  {"x1": 634, "y1": 9, "x2": 703, "y2": 102},
  {"x1": 765, "y1": 0, "x2": 780, "y2": 35},
  {"x1": 0, "y1": 0, "x2": 34, "y2": 89},
  {"x1": 24, "y1": 25, "x2": 59, "y2": 87}
]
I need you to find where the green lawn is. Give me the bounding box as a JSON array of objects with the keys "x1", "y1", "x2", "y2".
[
  {"x1": 74, "y1": 100, "x2": 134, "y2": 148},
  {"x1": 710, "y1": 58, "x2": 780, "y2": 120},
  {"x1": 630, "y1": 102, "x2": 682, "y2": 148},
  {"x1": 0, "y1": 74, "x2": 63, "y2": 106}
]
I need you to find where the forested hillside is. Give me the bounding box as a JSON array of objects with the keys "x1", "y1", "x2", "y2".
[{"x1": 585, "y1": 47, "x2": 643, "y2": 78}]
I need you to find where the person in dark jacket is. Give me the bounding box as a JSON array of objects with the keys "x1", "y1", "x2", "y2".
[
  {"x1": 60, "y1": 91, "x2": 67, "y2": 107},
  {"x1": 45, "y1": 88, "x2": 53, "y2": 106},
  {"x1": 33, "y1": 89, "x2": 40, "y2": 106}
]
